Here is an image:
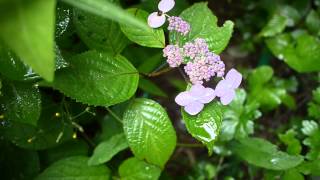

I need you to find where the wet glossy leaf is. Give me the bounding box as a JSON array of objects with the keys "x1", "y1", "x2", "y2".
[
  {"x1": 52, "y1": 51, "x2": 139, "y2": 106},
  {"x1": 231, "y1": 137, "x2": 304, "y2": 170},
  {"x1": 265, "y1": 33, "x2": 292, "y2": 60},
  {"x1": 1, "y1": 97, "x2": 73, "y2": 150},
  {"x1": 0, "y1": 140, "x2": 40, "y2": 180},
  {"x1": 62, "y1": 0, "x2": 149, "y2": 30},
  {"x1": 174, "y1": 2, "x2": 234, "y2": 54},
  {"x1": 0, "y1": 0, "x2": 55, "y2": 81},
  {"x1": 119, "y1": 157, "x2": 162, "y2": 180},
  {"x1": 74, "y1": 2, "x2": 129, "y2": 54},
  {"x1": 36, "y1": 156, "x2": 111, "y2": 180},
  {"x1": 88, "y1": 134, "x2": 128, "y2": 166},
  {"x1": 138, "y1": 78, "x2": 167, "y2": 97},
  {"x1": 120, "y1": 8, "x2": 165, "y2": 48},
  {"x1": 182, "y1": 102, "x2": 224, "y2": 155},
  {"x1": 40, "y1": 140, "x2": 89, "y2": 166},
  {"x1": 123, "y1": 98, "x2": 176, "y2": 168},
  {"x1": 0, "y1": 81, "x2": 41, "y2": 126},
  {"x1": 260, "y1": 14, "x2": 287, "y2": 37}
]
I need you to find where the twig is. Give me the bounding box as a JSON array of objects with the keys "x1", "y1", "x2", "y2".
[{"x1": 147, "y1": 67, "x2": 172, "y2": 77}]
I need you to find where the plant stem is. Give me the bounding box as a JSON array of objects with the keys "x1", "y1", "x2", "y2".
[
  {"x1": 106, "y1": 107, "x2": 123, "y2": 124},
  {"x1": 147, "y1": 67, "x2": 172, "y2": 77}
]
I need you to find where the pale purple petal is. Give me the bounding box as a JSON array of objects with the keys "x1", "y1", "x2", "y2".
[
  {"x1": 189, "y1": 84, "x2": 206, "y2": 97},
  {"x1": 184, "y1": 101, "x2": 204, "y2": 115},
  {"x1": 215, "y1": 79, "x2": 230, "y2": 97},
  {"x1": 175, "y1": 91, "x2": 194, "y2": 106},
  {"x1": 220, "y1": 89, "x2": 236, "y2": 105},
  {"x1": 158, "y1": 0, "x2": 175, "y2": 13},
  {"x1": 225, "y1": 68, "x2": 242, "y2": 89},
  {"x1": 147, "y1": 12, "x2": 166, "y2": 28},
  {"x1": 198, "y1": 88, "x2": 216, "y2": 104}
]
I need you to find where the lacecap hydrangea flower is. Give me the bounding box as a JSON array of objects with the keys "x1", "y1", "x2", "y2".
[
  {"x1": 168, "y1": 16, "x2": 190, "y2": 36},
  {"x1": 163, "y1": 45, "x2": 183, "y2": 67}
]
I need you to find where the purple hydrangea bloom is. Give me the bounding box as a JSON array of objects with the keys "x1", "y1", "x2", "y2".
[
  {"x1": 183, "y1": 38, "x2": 225, "y2": 84},
  {"x1": 215, "y1": 68, "x2": 242, "y2": 105},
  {"x1": 175, "y1": 84, "x2": 215, "y2": 115},
  {"x1": 168, "y1": 16, "x2": 191, "y2": 36},
  {"x1": 163, "y1": 45, "x2": 183, "y2": 67}
]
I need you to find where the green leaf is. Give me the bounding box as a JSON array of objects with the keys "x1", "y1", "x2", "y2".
[
  {"x1": 306, "y1": 10, "x2": 320, "y2": 35},
  {"x1": 283, "y1": 34, "x2": 320, "y2": 72},
  {"x1": 95, "y1": 115, "x2": 123, "y2": 142},
  {"x1": 231, "y1": 137, "x2": 304, "y2": 170},
  {"x1": 138, "y1": 78, "x2": 167, "y2": 97},
  {"x1": 297, "y1": 160, "x2": 320, "y2": 176},
  {"x1": 282, "y1": 169, "x2": 304, "y2": 180},
  {"x1": 173, "y1": 2, "x2": 234, "y2": 54},
  {"x1": 73, "y1": 3, "x2": 129, "y2": 54},
  {"x1": 0, "y1": 81, "x2": 41, "y2": 126},
  {"x1": 123, "y1": 98, "x2": 176, "y2": 168},
  {"x1": 40, "y1": 140, "x2": 89, "y2": 166},
  {"x1": 182, "y1": 101, "x2": 223, "y2": 155},
  {"x1": 120, "y1": 8, "x2": 165, "y2": 48},
  {"x1": 301, "y1": 120, "x2": 320, "y2": 160},
  {"x1": 0, "y1": 140, "x2": 40, "y2": 180},
  {"x1": 220, "y1": 89, "x2": 261, "y2": 141},
  {"x1": 265, "y1": 33, "x2": 292, "y2": 60},
  {"x1": 308, "y1": 87, "x2": 320, "y2": 119},
  {"x1": 278, "y1": 129, "x2": 302, "y2": 155},
  {"x1": 137, "y1": 52, "x2": 164, "y2": 74},
  {"x1": 119, "y1": 157, "x2": 162, "y2": 180},
  {"x1": 36, "y1": 156, "x2": 111, "y2": 180},
  {"x1": 260, "y1": 14, "x2": 287, "y2": 37},
  {"x1": 1, "y1": 96, "x2": 73, "y2": 150},
  {"x1": 248, "y1": 66, "x2": 274, "y2": 87},
  {"x1": 62, "y1": 0, "x2": 149, "y2": 30},
  {"x1": 52, "y1": 51, "x2": 139, "y2": 106},
  {"x1": 88, "y1": 134, "x2": 128, "y2": 166},
  {"x1": 0, "y1": 0, "x2": 55, "y2": 81}
]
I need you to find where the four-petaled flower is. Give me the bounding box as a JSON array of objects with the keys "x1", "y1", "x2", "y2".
[
  {"x1": 215, "y1": 69, "x2": 242, "y2": 105},
  {"x1": 175, "y1": 84, "x2": 215, "y2": 115}
]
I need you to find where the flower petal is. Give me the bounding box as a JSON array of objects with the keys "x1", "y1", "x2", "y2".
[
  {"x1": 184, "y1": 101, "x2": 204, "y2": 115},
  {"x1": 199, "y1": 87, "x2": 215, "y2": 104},
  {"x1": 175, "y1": 91, "x2": 194, "y2": 106},
  {"x1": 220, "y1": 89, "x2": 236, "y2": 105},
  {"x1": 215, "y1": 79, "x2": 230, "y2": 97},
  {"x1": 158, "y1": 0, "x2": 175, "y2": 13},
  {"x1": 189, "y1": 84, "x2": 206, "y2": 97},
  {"x1": 147, "y1": 12, "x2": 166, "y2": 28},
  {"x1": 225, "y1": 68, "x2": 242, "y2": 89}
]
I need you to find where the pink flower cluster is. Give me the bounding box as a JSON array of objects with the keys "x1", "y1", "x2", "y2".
[
  {"x1": 168, "y1": 16, "x2": 190, "y2": 36},
  {"x1": 163, "y1": 38, "x2": 225, "y2": 84},
  {"x1": 163, "y1": 45, "x2": 183, "y2": 67}
]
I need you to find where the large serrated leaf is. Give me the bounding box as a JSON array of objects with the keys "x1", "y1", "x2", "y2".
[
  {"x1": 52, "y1": 51, "x2": 139, "y2": 106},
  {"x1": 231, "y1": 137, "x2": 304, "y2": 170},
  {"x1": 88, "y1": 134, "x2": 128, "y2": 166},
  {"x1": 0, "y1": 81, "x2": 41, "y2": 126},
  {"x1": 0, "y1": 0, "x2": 55, "y2": 81},
  {"x1": 182, "y1": 101, "x2": 223, "y2": 155},
  {"x1": 123, "y1": 98, "x2": 176, "y2": 168},
  {"x1": 119, "y1": 157, "x2": 162, "y2": 180},
  {"x1": 73, "y1": 2, "x2": 129, "y2": 54},
  {"x1": 36, "y1": 156, "x2": 111, "y2": 180},
  {"x1": 120, "y1": 8, "x2": 165, "y2": 48},
  {"x1": 260, "y1": 14, "x2": 287, "y2": 37},
  {"x1": 62, "y1": 0, "x2": 148, "y2": 30},
  {"x1": 171, "y1": 2, "x2": 234, "y2": 54}
]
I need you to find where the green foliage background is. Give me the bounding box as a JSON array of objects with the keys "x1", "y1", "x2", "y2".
[{"x1": 0, "y1": 0, "x2": 320, "y2": 179}]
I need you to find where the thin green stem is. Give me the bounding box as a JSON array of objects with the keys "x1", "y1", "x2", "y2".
[{"x1": 106, "y1": 107, "x2": 123, "y2": 124}]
